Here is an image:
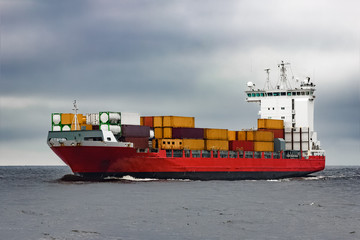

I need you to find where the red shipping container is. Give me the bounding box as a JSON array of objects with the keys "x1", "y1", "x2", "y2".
[
  {"x1": 121, "y1": 137, "x2": 149, "y2": 149},
  {"x1": 172, "y1": 128, "x2": 204, "y2": 139},
  {"x1": 229, "y1": 140, "x2": 254, "y2": 151},
  {"x1": 121, "y1": 125, "x2": 150, "y2": 137},
  {"x1": 142, "y1": 116, "x2": 154, "y2": 127},
  {"x1": 258, "y1": 129, "x2": 284, "y2": 139}
]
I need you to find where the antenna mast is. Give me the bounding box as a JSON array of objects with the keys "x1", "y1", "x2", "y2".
[
  {"x1": 276, "y1": 61, "x2": 292, "y2": 90},
  {"x1": 264, "y1": 68, "x2": 272, "y2": 90},
  {"x1": 72, "y1": 100, "x2": 80, "y2": 131}
]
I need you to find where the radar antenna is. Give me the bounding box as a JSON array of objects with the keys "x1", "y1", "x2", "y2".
[
  {"x1": 72, "y1": 100, "x2": 80, "y2": 131},
  {"x1": 276, "y1": 61, "x2": 292, "y2": 90},
  {"x1": 264, "y1": 68, "x2": 272, "y2": 90}
]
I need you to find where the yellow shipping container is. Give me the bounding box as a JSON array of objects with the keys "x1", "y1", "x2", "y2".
[
  {"x1": 153, "y1": 116, "x2": 163, "y2": 128},
  {"x1": 140, "y1": 117, "x2": 144, "y2": 126},
  {"x1": 61, "y1": 113, "x2": 83, "y2": 125},
  {"x1": 205, "y1": 140, "x2": 229, "y2": 151},
  {"x1": 237, "y1": 131, "x2": 247, "y2": 141},
  {"x1": 228, "y1": 131, "x2": 236, "y2": 141},
  {"x1": 258, "y1": 119, "x2": 284, "y2": 130},
  {"x1": 247, "y1": 130, "x2": 274, "y2": 142},
  {"x1": 204, "y1": 128, "x2": 228, "y2": 140},
  {"x1": 159, "y1": 139, "x2": 183, "y2": 150},
  {"x1": 163, "y1": 128, "x2": 172, "y2": 139},
  {"x1": 254, "y1": 142, "x2": 274, "y2": 152},
  {"x1": 154, "y1": 128, "x2": 163, "y2": 139},
  {"x1": 183, "y1": 139, "x2": 205, "y2": 150},
  {"x1": 162, "y1": 116, "x2": 195, "y2": 128}
]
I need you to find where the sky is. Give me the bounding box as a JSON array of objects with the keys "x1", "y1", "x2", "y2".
[{"x1": 0, "y1": 0, "x2": 359, "y2": 166}]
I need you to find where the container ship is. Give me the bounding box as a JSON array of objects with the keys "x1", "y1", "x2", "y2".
[{"x1": 47, "y1": 61, "x2": 325, "y2": 180}]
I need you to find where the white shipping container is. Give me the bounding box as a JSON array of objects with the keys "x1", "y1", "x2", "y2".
[
  {"x1": 52, "y1": 114, "x2": 61, "y2": 125},
  {"x1": 52, "y1": 125, "x2": 61, "y2": 131},
  {"x1": 121, "y1": 112, "x2": 140, "y2": 125},
  {"x1": 285, "y1": 132, "x2": 309, "y2": 142},
  {"x1": 86, "y1": 113, "x2": 99, "y2": 125},
  {"x1": 285, "y1": 127, "x2": 309, "y2": 133},
  {"x1": 285, "y1": 142, "x2": 309, "y2": 151}
]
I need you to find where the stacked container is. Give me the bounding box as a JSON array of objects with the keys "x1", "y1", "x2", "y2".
[
  {"x1": 285, "y1": 127, "x2": 310, "y2": 151},
  {"x1": 204, "y1": 128, "x2": 229, "y2": 150},
  {"x1": 51, "y1": 113, "x2": 89, "y2": 131},
  {"x1": 99, "y1": 112, "x2": 140, "y2": 135}
]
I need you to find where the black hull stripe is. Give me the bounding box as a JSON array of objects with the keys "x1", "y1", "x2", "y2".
[{"x1": 77, "y1": 171, "x2": 315, "y2": 181}]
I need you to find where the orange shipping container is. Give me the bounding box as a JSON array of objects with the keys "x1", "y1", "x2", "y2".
[
  {"x1": 247, "y1": 130, "x2": 274, "y2": 142},
  {"x1": 205, "y1": 140, "x2": 229, "y2": 151},
  {"x1": 62, "y1": 113, "x2": 83, "y2": 125},
  {"x1": 162, "y1": 116, "x2": 195, "y2": 128},
  {"x1": 204, "y1": 128, "x2": 228, "y2": 140},
  {"x1": 141, "y1": 116, "x2": 154, "y2": 127},
  {"x1": 237, "y1": 131, "x2": 247, "y2": 141},
  {"x1": 154, "y1": 128, "x2": 163, "y2": 139},
  {"x1": 153, "y1": 116, "x2": 163, "y2": 128},
  {"x1": 254, "y1": 142, "x2": 274, "y2": 152},
  {"x1": 163, "y1": 128, "x2": 172, "y2": 139},
  {"x1": 159, "y1": 139, "x2": 183, "y2": 150},
  {"x1": 228, "y1": 131, "x2": 236, "y2": 141},
  {"x1": 258, "y1": 119, "x2": 284, "y2": 130},
  {"x1": 182, "y1": 139, "x2": 205, "y2": 150}
]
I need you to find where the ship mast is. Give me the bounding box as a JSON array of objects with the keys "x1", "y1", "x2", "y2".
[
  {"x1": 264, "y1": 68, "x2": 272, "y2": 90},
  {"x1": 276, "y1": 61, "x2": 291, "y2": 90},
  {"x1": 72, "y1": 100, "x2": 80, "y2": 131}
]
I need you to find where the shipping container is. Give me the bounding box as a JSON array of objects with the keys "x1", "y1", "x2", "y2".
[
  {"x1": 258, "y1": 119, "x2": 284, "y2": 130},
  {"x1": 121, "y1": 112, "x2": 140, "y2": 125},
  {"x1": 285, "y1": 142, "x2": 309, "y2": 151},
  {"x1": 163, "y1": 127, "x2": 172, "y2": 139},
  {"x1": 159, "y1": 139, "x2": 183, "y2": 150},
  {"x1": 154, "y1": 128, "x2": 163, "y2": 139},
  {"x1": 120, "y1": 137, "x2": 149, "y2": 149},
  {"x1": 247, "y1": 131, "x2": 274, "y2": 142},
  {"x1": 254, "y1": 141, "x2": 274, "y2": 152},
  {"x1": 229, "y1": 140, "x2": 254, "y2": 151},
  {"x1": 204, "y1": 129, "x2": 228, "y2": 140},
  {"x1": 52, "y1": 125, "x2": 61, "y2": 131},
  {"x1": 205, "y1": 140, "x2": 229, "y2": 150},
  {"x1": 80, "y1": 124, "x2": 93, "y2": 131},
  {"x1": 237, "y1": 131, "x2": 247, "y2": 141},
  {"x1": 258, "y1": 129, "x2": 284, "y2": 139},
  {"x1": 274, "y1": 138, "x2": 286, "y2": 152},
  {"x1": 52, "y1": 113, "x2": 61, "y2": 125},
  {"x1": 121, "y1": 125, "x2": 150, "y2": 138},
  {"x1": 182, "y1": 139, "x2": 205, "y2": 150},
  {"x1": 86, "y1": 113, "x2": 99, "y2": 125},
  {"x1": 228, "y1": 131, "x2": 236, "y2": 141},
  {"x1": 140, "y1": 117, "x2": 144, "y2": 126},
  {"x1": 100, "y1": 124, "x2": 121, "y2": 135},
  {"x1": 141, "y1": 116, "x2": 154, "y2": 127},
  {"x1": 153, "y1": 116, "x2": 163, "y2": 128},
  {"x1": 162, "y1": 116, "x2": 195, "y2": 128},
  {"x1": 172, "y1": 128, "x2": 204, "y2": 139},
  {"x1": 99, "y1": 112, "x2": 120, "y2": 124}
]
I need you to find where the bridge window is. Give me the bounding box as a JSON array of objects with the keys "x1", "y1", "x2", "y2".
[
  {"x1": 274, "y1": 92, "x2": 280, "y2": 96},
  {"x1": 268, "y1": 93, "x2": 273, "y2": 96},
  {"x1": 287, "y1": 92, "x2": 291, "y2": 96},
  {"x1": 292, "y1": 92, "x2": 296, "y2": 96},
  {"x1": 252, "y1": 93, "x2": 256, "y2": 97},
  {"x1": 281, "y1": 92, "x2": 286, "y2": 96},
  {"x1": 248, "y1": 93, "x2": 251, "y2": 97},
  {"x1": 261, "y1": 93, "x2": 265, "y2": 96}
]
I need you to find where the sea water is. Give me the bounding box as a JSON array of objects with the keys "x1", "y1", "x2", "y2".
[{"x1": 0, "y1": 166, "x2": 359, "y2": 240}]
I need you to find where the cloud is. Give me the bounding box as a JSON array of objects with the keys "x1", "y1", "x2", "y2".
[{"x1": 0, "y1": 0, "x2": 359, "y2": 165}]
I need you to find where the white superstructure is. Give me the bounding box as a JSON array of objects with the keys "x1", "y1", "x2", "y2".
[{"x1": 245, "y1": 61, "x2": 322, "y2": 152}]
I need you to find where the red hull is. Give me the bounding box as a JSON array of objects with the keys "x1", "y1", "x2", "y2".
[{"x1": 51, "y1": 146, "x2": 325, "y2": 180}]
